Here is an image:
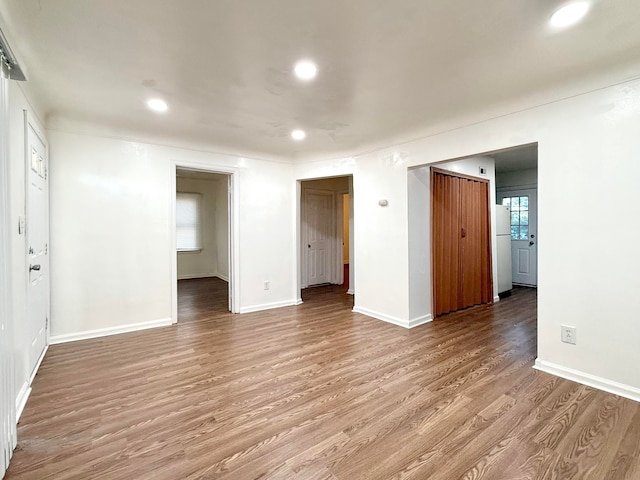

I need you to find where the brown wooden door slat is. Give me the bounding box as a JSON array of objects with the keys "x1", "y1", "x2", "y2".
[{"x1": 432, "y1": 169, "x2": 493, "y2": 317}]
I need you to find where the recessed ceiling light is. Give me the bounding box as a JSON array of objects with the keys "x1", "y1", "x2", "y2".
[
  {"x1": 146, "y1": 98, "x2": 168, "y2": 112},
  {"x1": 294, "y1": 61, "x2": 318, "y2": 80},
  {"x1": 291, "y1": 129, "x2": 306, "y2": 140},
  {"x1": 550, "y1": 2, "x2": 590, "y2": 28}
]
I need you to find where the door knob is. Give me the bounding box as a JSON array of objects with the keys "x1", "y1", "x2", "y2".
[
  {"x1": 29, "y1": 264, "x2": 41, "y2": 271},
  {"x1": 529, "y1": 241, "x2": 534, "y2": 246}
]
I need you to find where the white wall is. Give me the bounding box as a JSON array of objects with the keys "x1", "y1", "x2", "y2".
[
  {"x1": 408, "y1": 157, "x2": 497, "y2": 325},
  {"x1": 297, "y1": 78, "x2": 640, "y2": 398},
  {"x1": 296, "y1": 154, "x2": 411, "y2": 326},
  {"x1": 407, "y1": 167, "x2": 431, "y2": 323},
  {"x1": 496, "y1": 168, "x2": 538, "y2": 190},
  {"x1": 48, "y1": 130, "x2": 296, "y2": 339},
  {"x1": 176, "y1": 177, "x2": 229, "y2": 280}
]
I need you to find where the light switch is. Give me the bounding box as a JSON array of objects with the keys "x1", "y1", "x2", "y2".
[{"x1": 18, "y1": 216, "x2": 25, "y2": 234}]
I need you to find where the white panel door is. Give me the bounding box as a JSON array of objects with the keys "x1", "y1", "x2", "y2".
[
  {"x1": 26, "y1": 118, "x2": 49, "y2": 375},
  {"x1": 498, "y1": 189, "x2": 537, "y2": 286},
  {"x1": 305, "y1": 190, "x2": 334, "y2": 286}
]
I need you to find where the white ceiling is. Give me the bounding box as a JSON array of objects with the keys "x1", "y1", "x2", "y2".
[{"x1": 1, "y1": 0, "x2": 640, "y2": 161}]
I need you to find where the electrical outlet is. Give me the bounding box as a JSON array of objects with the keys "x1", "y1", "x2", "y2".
[
  {"x1": 264, "y1": 281, "x2": 270, "y2": 290},
  {"x1": 561, "y1": 325, "x2": 577, "y2": 345}
]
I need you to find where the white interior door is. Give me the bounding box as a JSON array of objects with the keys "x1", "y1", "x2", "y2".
[
  {"x1": 305, "y1": 190, "x2": 334, "y2": 286},
  {"x1": 498, "y1": 189, "x2": 537, "y2": 286},
  {"x1": 26, "y1": 117, "x2": 49, "y2": 375}
]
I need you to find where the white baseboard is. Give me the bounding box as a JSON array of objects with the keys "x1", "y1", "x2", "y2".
[
  {"x1": 346, "y1": 288, "x2": 354, "y2": 295},
  {"x1": 177, "y1": 273, "x2": 217, "y2": 280},
  {"x1": 534, "y1": 359, "x2": 640, "y2": 403},
  {"x1": 353, "y1": 307, "x2": 433, "y2": 329},
  {"x1": 352, "y1": 306, "x2": 410, "y2": 328},
  {"x1": 295, "y1": 298, "x2": 303, "y2": 305},
  {"x1": 493, "y1": 295, "x2": 500, "y2": 302},
  {"x1": 50, "y1": 317, "x2": 173, "y2": 344},
  {"x1": 177, "y1": 273, "x2": 229, "y2": 282},
  {"x1": 239, "y1": 300, "x2": 299, "y2": 314},
  {"x1": 29, "y1": 345, "x2": 48, "y2": 384},
  {"x1": 408, "y1": 314, "x2": 433, "y2": 328},
  {"x1": 16, "y1": 345, "x2": 49, "y2": 422},
  {"x1": 15, "y1": 382, "x2": 31, "y2": 423}
]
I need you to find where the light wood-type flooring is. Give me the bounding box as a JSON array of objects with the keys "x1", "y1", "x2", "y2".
[{"x1": 5, "y1": 280, "x2": 640, "y2": 479}]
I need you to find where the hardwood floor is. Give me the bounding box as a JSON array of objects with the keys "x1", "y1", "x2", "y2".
[
  {"x1": 5, "y1": 283, "x2": 640, "y2": 479},
  {"x1": 178, "y1": 277, "x2": 232, "y2": 322}
]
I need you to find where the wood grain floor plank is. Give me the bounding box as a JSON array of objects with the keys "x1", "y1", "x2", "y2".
[
  {"x1": 606, "y1": 406, "x2": 640, "y2": 479},
  {"x1": 5, "y1": 280, "x2": 639, "y2": 479}
]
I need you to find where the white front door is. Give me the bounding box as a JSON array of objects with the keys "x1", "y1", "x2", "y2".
[
  {"x1": 498, "y1": 189, "x2": 537, "y2": 286},
  {"x1": 26, "y1": 117, "x2": 49, "y2": 374},
  {"x1": 305, "y1": 190, "x2": 334, "y2": 286}
]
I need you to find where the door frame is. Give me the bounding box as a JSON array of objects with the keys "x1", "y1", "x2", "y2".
[
  {"x1": 301, "y1": 188, "x2": 336, "y2": 288},
  {"x1": 431, "y1": 167, "x2": 493, "y2": 317},
  {"x1": 296, "y1": 177, "x2": 353, "y2": 300},
  {"x1": 0, "y1": 59, "x2": 17, "y2": 476},
  {"x1": 170, "y1": 160, "x2": 239, "y2": 320},
  {"x1": 496, "y1": 187, "x2": 538, "y2": 287}
]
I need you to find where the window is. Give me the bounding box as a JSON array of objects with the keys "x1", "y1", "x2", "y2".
[
  {"x1": 502, "y1": 195, "x2": 529, "y2": 240},
  {"x1": 176, "y1": 192, "x2": 202, "y2": 251}
]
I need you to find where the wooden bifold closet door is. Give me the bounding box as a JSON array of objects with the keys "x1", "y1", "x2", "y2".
[{"x1": 431, "y1": 168, "x2": 493, "y2": 317}]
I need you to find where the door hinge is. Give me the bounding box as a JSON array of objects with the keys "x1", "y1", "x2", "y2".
[{"x1": 45, "y1": 243, "x2": 48, "y2": 255}]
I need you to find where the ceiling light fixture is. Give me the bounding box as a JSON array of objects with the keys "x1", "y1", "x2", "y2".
[
  {"x1": 294, "y1": 61, "x2": 318, "y2": 80},
  {"x1": 550, "y1": 2, "x2": 590, "y2": 28},
  {"x1": 146, "y1": 98, "x2": 168, "y2": 112},
  {"x1": 291, "y1": 129, "x2": 306, "y2": 140}
]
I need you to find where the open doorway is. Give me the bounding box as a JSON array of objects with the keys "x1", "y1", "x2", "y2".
[
  {"x1": 170, "y1": 163, "x2": 238, "y2": 323},
  {"x1": 493, "y1": 144, "x2": 538, "y2": 290},
  {"x1": 408, "y1": 146, "x2": 538, "y2": 325},
  {"x1": 298, "y1": 175, "x2": 353, "y2": 302}
]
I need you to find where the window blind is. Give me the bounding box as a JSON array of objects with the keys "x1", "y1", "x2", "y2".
[{"x1": 176, "y1": 192, "x2": 202, "y2": 251}]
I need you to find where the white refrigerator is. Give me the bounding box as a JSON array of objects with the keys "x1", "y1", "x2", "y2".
[{"x1": 495, "y1": 205, "x2": 512, "y2": 294}]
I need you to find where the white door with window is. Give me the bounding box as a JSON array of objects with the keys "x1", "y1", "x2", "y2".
[
  {"x1": 499, "y1": 189, "x2": 537, "y2": 286},
  {"x1": 304, "y1": 190, "x2": 334, "y2": 286},
  {"x1": 26, "y1": 117, "x2": 49, "y2": 374}
]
